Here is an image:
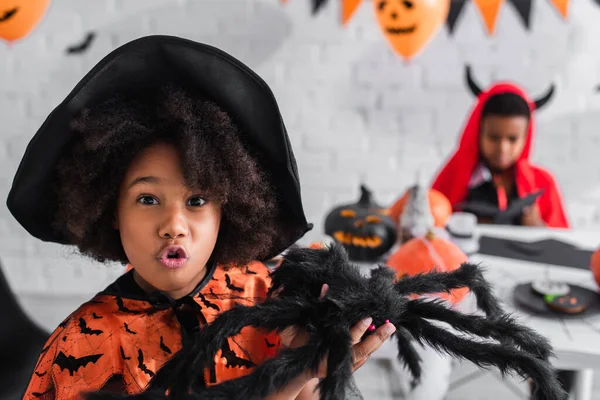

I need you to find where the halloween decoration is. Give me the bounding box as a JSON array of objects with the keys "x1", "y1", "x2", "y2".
[
  {"x1": 465, "y1": 66, "x2": 556, "y2": 111},
  {"x1": 86, "y1": 244, "x2": 567, "y2": 400},
  {"x1": 389, "y1": 185, "x2": 452, "y2": 232},
  {"x1": 544, "y1": 293, "x2": 588, "y2": 314},
  {"x1": 514, "y1": 283, "x2": 600, "y2": 320},
  {"x1": 66, "y1": 31, "x2": 96, "y2": 54},
  {"x1": 591, "y1": 248, "x2": 600, "y2": 288},
  {"x1": 446, "y1": 212, "x2": 480, "y2": 255},
  {"x1": 386, "y1": 230, "x2": 469, "y2": 305},
  {"x1": 280, "y1": 0, "x2": 327, "y2": 16},
  {"x1": 446, "y1": 0, "x2": 570, "y2": 36},
  {"x1": 342, "y1": 0, "x2": 362, "y2": 24},
  {"x1": 472, "y1": 0, "x2": 503, "y2": 35},
  {"x1": 455, "y1": 189, "x2": 544, "y2": 225},
  {"x1": 324, "y1": 184, "x2": 397, "y2": 262},
  {"x1": 374, "y1": 0, "x2": 450, "y2": 60},
  {"x1": 394, "y1": 179, "x2": 436, "y2": 243},
  {"x1": 0, "y1": 0, "x2": 50, "y2": 43}
]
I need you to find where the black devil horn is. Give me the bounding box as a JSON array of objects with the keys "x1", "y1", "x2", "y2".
[
  {"x1": 533, "y1": 84, "x2": 556, "y2": 110},
  {"x1": 465, "y1": 65, "x2": 482, "y2": 97}
]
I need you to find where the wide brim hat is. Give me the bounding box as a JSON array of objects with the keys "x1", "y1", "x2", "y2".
[{"x1": 6, "y1": 35, "x2": 312, "y2": 260}]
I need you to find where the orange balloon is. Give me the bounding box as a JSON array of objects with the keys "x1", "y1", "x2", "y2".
[
  {"x1": 0, "y1": 0, "x2": 50, "y2": 43},
  {"x1": 373, "y1": 0, "x2": 450, "y2": 60},
  {"x1": 386, "y1": 231, "x2": 469, "y2": 305}
]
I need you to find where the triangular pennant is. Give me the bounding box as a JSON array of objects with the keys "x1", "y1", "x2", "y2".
[
  {"x1": 549, "y1": 0, "x2": 570, "y2": 18},
  {"x1": 507, "y1": 0, "x2": 532, "y2": 29},
  {"x1": 446, "y1": 0, "x2": 468, "y2": 35},
  {"x1": 342, "y1": 0, "x2": 362, "y2": 25},
  {"x1": 473, "y1": 0, "x2": 504, "y2": 35},
  {"x1": 312, "y1": 0, "x2": 328, "y2": 15}
]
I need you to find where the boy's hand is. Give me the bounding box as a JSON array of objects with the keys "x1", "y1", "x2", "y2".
[
  {"x1": 280, "y1": 284, "x2": 396, "y2": 379},
  {"x1": 521, "y1": 204, "x2": 545, "y2": 227}
]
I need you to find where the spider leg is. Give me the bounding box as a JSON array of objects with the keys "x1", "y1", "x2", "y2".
[
  {"x1": 317, "y1": 326, "x2": 353, "y2": 400},
  {"x1": 393, "y1": 326, "x2": 422, "y2": 386},
  {"x1": 403, "y1": 317, "x2": 567, "y2": 400},
  {"x1": 394, "y1": 263, "x2": 504, "y2": 317},
  {"x1": 405, "y1": 298, "x2": 553, "y2": 360}
]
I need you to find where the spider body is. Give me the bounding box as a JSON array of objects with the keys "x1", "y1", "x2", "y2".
[{"x1": 87, "y1": 244, "x2": 566, "y2": 400}]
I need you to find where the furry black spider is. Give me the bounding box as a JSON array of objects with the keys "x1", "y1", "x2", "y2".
[{"x1": 86, "y1": 243, "x2": 567, "y2": 400}]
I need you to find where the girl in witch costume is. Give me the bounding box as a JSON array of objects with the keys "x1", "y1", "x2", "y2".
[
  {"x1": 432, "y1": 66, "x2": 570, "y2": 229},
  {"x1": 10, "y1": 36, "x2": 396, "y2": 399}
]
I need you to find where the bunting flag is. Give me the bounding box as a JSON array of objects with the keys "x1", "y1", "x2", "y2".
[
  {"x1": 472, "y1": 0, "x2": 504, "y2": 35},
  {"x1": 549, "y1": 0, "x2": 569, "y2": 18},
  {"x1": 507, "y1": 0, "x2": 532, "y2": 29},
  {"x1": 342, "y1": 0, "x2": 362, "y2": 25},
  {"x1": 446, "y1": 0, "x2": 468, "y2": 34}
]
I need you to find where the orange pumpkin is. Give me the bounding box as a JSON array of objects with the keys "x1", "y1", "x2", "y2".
[
  {"x1": 373, "y1": 0, "x2": 450, "y2": 60},
  {"x1": 386, "y1": 230, "x2": 469, "y2": 305},
  {"x1": 0, "y1": 0, "x2": 51, "y2": 43},
  {"x1": 591, "y1": 248, "x2": 600, "y2": 288},
  {"x1": 389, "y1": 187, "x2": 452, "y2": 228}
]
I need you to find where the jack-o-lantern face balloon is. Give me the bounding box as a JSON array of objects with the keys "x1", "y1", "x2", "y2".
[
  {"x1": 324, "y1": 184, "x2": 397, "y2": 262},
  {"x1": 0, "y1": 0, "x2": 51, "y2": 43},
  {"x1": 374, "y1": 0, "x2": 450, "y2": 60}
]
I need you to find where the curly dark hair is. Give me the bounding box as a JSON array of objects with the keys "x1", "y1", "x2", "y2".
[{"x1": 52, "y1": 84, "x2": 280, "y2": 266}]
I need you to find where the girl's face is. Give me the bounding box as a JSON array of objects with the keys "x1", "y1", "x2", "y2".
[{"x1": 116, "y1": 142, "x2": 222, "y2": 299}]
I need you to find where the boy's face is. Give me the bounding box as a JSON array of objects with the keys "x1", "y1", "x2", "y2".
[
  {"x1": 479, "y1": 114, "x2": 529, "y2": 172},
  {"x1": 116, "y1": 142, "x2": 222, "y2": 300}
]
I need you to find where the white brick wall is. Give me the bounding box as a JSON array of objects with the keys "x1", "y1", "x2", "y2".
[{"x1": 2, "y1": 0, "x2": 600, "y2": 305}]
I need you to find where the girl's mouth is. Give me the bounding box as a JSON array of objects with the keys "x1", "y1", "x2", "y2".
[{"x1": 157, "y1": 245, "x2": 188, "y2": 269}]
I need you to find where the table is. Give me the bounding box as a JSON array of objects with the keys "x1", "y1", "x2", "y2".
[
  {"x1": 472, "y1": 225, "x2": 600, "y2": 400},
  {"x1": 353, "y1": 225, "x2": 600, "y2": 400}
]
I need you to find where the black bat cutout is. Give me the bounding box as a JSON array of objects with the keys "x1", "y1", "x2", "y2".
[
  {"x1": 264, "y1": 338, "x2": 275, "y2": 349},
  {"x1": 89, "y1": 300, "x2": 104, "y2": 304},
  {"x1": 197, "y1": 292, "x2": 220, "y2": 311},
  {"x1": 120, "y1": 346, "x2": 131, "y2": 361},
  {"x1": 244, "y1": 266, "x2": 257, "y2": 275},
  {"x1": 66, "y1": 31, "x2": 96, "y2": 54},
  {"x1": 34, "y1": 370, "x2": 47, "y2": 377},
  {"x1": 62, "y1": 336, "x2": 67, "y2": 342},
  {"x1": 79, "y1": 318, "x2": 104, "y2": 336},
  {"x1": 92, "y1": 312, "x2": 103, "y2": 319},
  {"x1": 160, "y1": 336, "x2": 172, "y2": 354},
  {"x1": 220, "y1": 339, "x2": 255, "y2": 369},
  {"x1": 138, "y1": 349, "x2": 155, "y2": 378},
  {"x1": 224, "y1": 274, "x2": 244, "y2": 292},
  {"x1": 455, "y1": 189, "x2": 544, "y2": 224},
  {"x1": 124, "y1": 322, "x2": 137, "y2": 335},
  {"x1": 0, "y1": 7, "x2": 18, "y2": 23},
  {"x1": 54, "y1": 351, "x2": 103, "y2": 376},
  {"x1": 116, "y1": 297, "x2": 142, "y2": 314},
  {"x1": 86, "y1": 243, "x2": 566, "y2": 400},
  {"x1": 59, "y1": 316, "x2": 71, "y2": 328}
]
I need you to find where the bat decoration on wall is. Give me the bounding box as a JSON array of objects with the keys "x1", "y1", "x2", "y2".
[
  {"x1": 0, "y1": 7, "x2": 18, "y2": 22},
  {"x1": 86, "y1": 244, "x2": 567, "y2": 400},
  {"x1": 465, "y1": 65, "x2": 556, "y2": 111},
  {"x1": 66, "y1": 31, "x2": 96, "y2": 54}
]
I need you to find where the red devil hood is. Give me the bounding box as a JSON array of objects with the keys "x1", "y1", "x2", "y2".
[{"x1": 432, "y1": 80, "x2": 570, "y2": 229}]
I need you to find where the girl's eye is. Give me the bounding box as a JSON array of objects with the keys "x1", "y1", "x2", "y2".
[
  {"x1": 138, "y1": 195, "x2": 158, "y2": 205},
  {"x1": 187, "y1": 196, "x2": 206, "y2": 207}
]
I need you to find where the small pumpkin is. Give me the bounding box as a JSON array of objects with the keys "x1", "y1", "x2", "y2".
[
  {"x1": 389, "y1": 186, "x2": 452, "y2": 229},
  {"x1": 324, "y1": 184, "x2": 397, "y2": 262},
  {"x1": 591, "y1": 248, "x2": 600, "y2": 289},
  {"x1": 386, "y1": 230, "x2": 469, "y2": 305}
]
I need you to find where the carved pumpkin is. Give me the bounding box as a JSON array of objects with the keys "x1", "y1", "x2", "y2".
[
  {"x1": 591, "y1": 248, "x2": 600, "y2": 289},
  {"x1": 324, "y1": 184, "x2": 397, "y2": 262},
  {"x1": 386, "y1": 230, "x2": 469, "y2": 305},
  {"x1": 0, "y1": 0, "x2": 51, "y2": 43},
  {"x1": 389, "y1": 186, "x2": 452, "y2": 229},
  {"x1": 373, "y1": 0, "x2": 450, "y2": 60}
]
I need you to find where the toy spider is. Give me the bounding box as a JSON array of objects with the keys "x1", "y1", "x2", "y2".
[{"x1": 87, "y1": 243, "x2": 566, "y2": 400}]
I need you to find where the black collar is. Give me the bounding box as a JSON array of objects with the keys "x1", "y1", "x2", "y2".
[{"x1": 101, "y1": 260, "x2": 218, "y2": 309}]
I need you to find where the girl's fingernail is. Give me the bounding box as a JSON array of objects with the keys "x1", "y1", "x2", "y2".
[
  {"x1": 384, "y1": 323, "x2": 396, "y2": 335},
  {"x1": 385, "y1": 319, "x2": 390, "y2": 324},
  {"x1": 368, "y1": 324, "x2": 376, "y2": 331},
  {"x1": 362, "y1": 317, "x2": 373, "y2": 327}
]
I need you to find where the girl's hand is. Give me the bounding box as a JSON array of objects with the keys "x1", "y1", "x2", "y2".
[{"x1": 280, "y1": 284, "x2": 396, "y2": 379}]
